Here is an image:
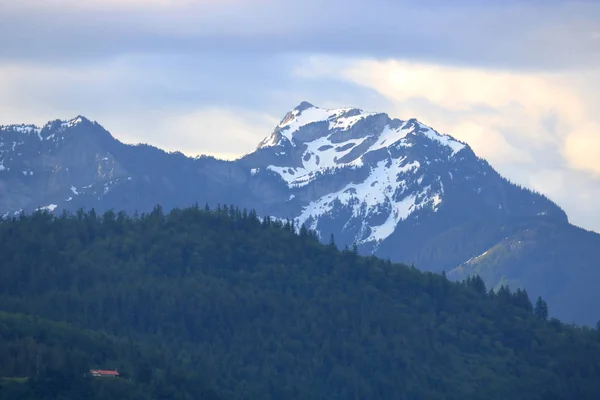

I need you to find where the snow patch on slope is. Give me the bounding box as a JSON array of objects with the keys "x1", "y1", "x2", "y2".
[
  {"x1": 0, "y1": 125, "x2": 41, "y2": 135},
  {"x1": 266, "y1": 135, "x2": 368, "y2": 187},
  {"x1": 465, "y1": 250, "x2": 489, "y2": 264},
  {"x1": 258, "y1": 104, "x2": 465, "y2": 191},
  {"x1": 276, "y1": 106, "x2": 379, "y2": 143},
  {"x1": 63, "y1": 117, "x2": 84, "y2": 128},
  {"x1": 420, "y1": 125, "x2": 466, "y2": 155},
  {"x1": 369, "y1": 124, "x2": 413, "y2": 152},
  {"x1": 295, "y1": 156, "x2": 443, "y2": 245},
  {"x1": 36, "y1": 204, "x2": 58, "y2": 212},
  {"x1": 263, "y1": 122, "x2": 419, "y2": 189}
]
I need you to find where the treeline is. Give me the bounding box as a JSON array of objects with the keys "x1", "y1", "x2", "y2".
[
  {"x1": 0, "y1": 204, "x2": 600, "y2": 399},
  {"x1": 462, "y1": 275, "x2": 550, "y2": 319}
]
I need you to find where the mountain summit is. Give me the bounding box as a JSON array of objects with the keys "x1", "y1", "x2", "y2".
[{"x1": 258, "y1": 102, "x2": 465, "y2": 155}]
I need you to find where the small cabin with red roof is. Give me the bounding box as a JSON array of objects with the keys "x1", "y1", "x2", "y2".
[{"x1": 90, "y1": 369, "x2": 119, "y2": 378}]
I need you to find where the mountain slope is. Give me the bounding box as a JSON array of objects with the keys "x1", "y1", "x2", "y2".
[
  {"x1": 0, "y1": 103, "x2": 599, "y2": 326},
  {"x1": 446, "y1": 219, "x2": 600, "y2": 325},
  {"x1": 240, "y1": 102, "x2": 566, "y2": 254},
  {"x1": 2, "y1": 206, "x2": 600, "y2": 399}
]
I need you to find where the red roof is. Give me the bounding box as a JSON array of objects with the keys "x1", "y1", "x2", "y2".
[{"x1": 90, "y1": 369, "x2": 119, "y2": 376}]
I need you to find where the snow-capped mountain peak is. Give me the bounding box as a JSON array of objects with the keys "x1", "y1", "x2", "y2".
[
  {"x1": 245, "y1": 102, "x2": 476, "y2": 248},
  {"x1": 257, "y1": 102, "x2": 465, "y2": 156},
  {"x1": 0, "y1": 116, "x2": 94, "y2": 142},
  {"x1": 253, "y1": 103, "x2": 467, "y2": 187},
  {"x1": 257, "y1": 102, "x2": 382, "y2": 149},
  {"x1": 40, "y1": 115, "x2": 93, "y2": 134}
]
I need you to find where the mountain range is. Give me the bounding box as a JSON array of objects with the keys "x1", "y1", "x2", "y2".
[{"x1": 1, "y1": 102, "x2": 599, "y2": 325}]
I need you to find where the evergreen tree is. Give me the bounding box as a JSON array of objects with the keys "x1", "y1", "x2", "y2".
[
  {"x1": 299, "y1": 224, "x2": 308, "y2": 236},
  {"x1": 467, "y1": 275, "x2": 487, "y2": 295},
  {"x1": 534, "y1": 296, "x2": 549, "y2": 320},
  {"x1": 496, "y1": 284, "x2": 512, "y2": 304},
  {"x1": 512, "y1": 289, "x2": 533, "y2": 312}
]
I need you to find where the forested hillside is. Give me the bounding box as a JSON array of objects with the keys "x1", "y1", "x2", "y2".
[
  {"x1": 1, "y1": 205, "x2": 600, "y2": 399},
  {"x1": 0, "y1": 311, "x2": 221, "y2": 399}
]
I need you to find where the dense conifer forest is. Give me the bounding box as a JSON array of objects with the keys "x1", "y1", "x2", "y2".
[{"x1": 1, "y1": 205, "x2": 600, "y2": 399}]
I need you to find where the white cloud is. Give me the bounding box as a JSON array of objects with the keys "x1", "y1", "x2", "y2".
[
  {"x1": 115, "y1": 108, "x2": 279, "y2": 160},
  {"x1": 0, "y1": 62, "x2": 124, "y2": 124},
  {"x1": 563, "y1": 122, "x2": 600, "y2": 176},
  {"x1": 448, "y1": 121, "x2": 533, "y2": 164},
  {"x1": 525, "y1": 167, "x2": 600, "y2": 232},
  {"x1": 527, "y1": 169, "x2": 568, "y2": 199}
]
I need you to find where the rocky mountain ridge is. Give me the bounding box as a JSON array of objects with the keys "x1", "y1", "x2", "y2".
[{"x1": 0, "y1": 102, "x2": 569, "y2": 255}]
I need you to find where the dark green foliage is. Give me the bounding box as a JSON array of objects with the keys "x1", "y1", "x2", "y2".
[
  {"x1": 535, "y1": 296, "x2": 549, "y2": 320},
  {"x1": 0, "y1": 312, "x2": 221, "y2": 399},
  {"x1": 1, "y1": 205, "x2": 600, "y2": 399},
  {"x1": 464, "y1": 274, "x2": 487, "y2": 295}
]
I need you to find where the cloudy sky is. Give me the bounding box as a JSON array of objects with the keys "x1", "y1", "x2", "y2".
[{"x1": 1, "y1": 0, "x2": 599, "y2": 232}]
